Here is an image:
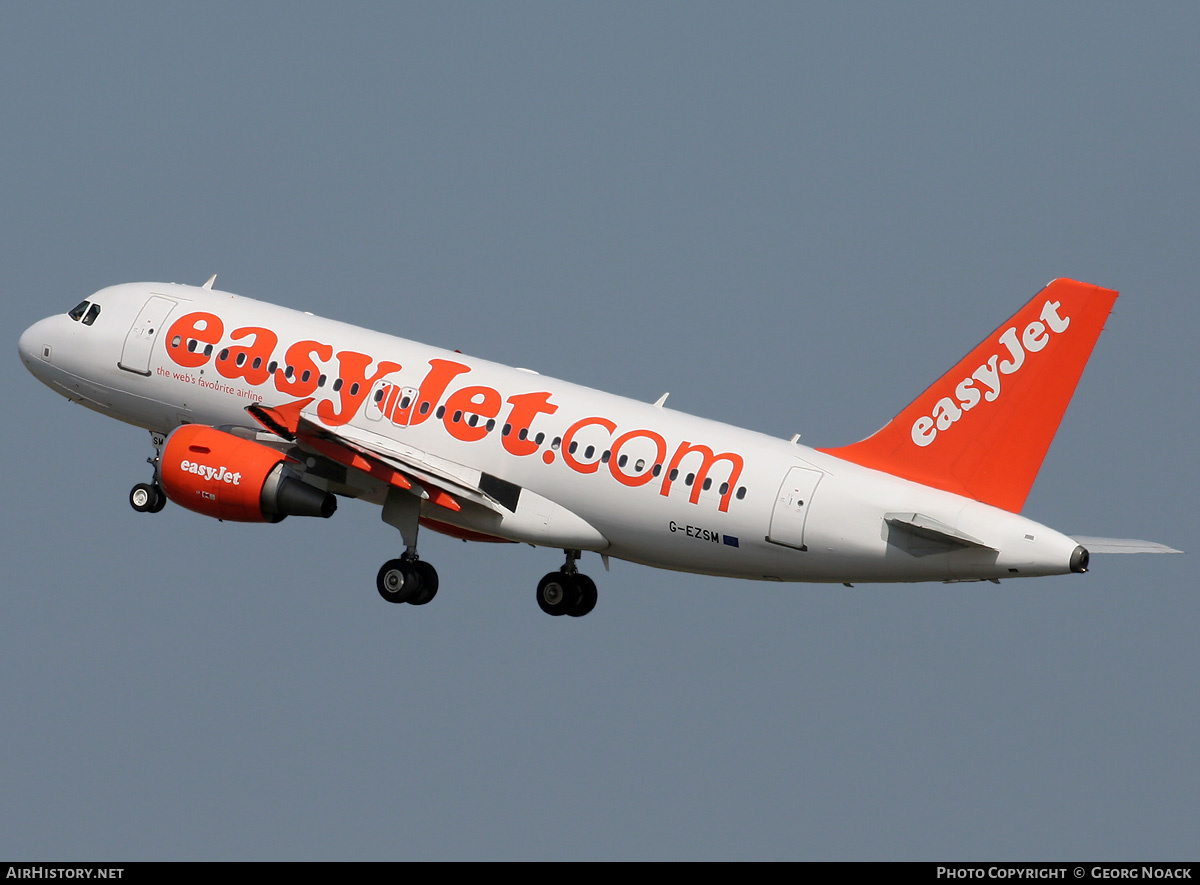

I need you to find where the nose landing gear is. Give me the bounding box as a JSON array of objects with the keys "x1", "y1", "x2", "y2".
[
  {"x1": 129, "y1": 482, "x2": 166, "y2": 513},
  {"x1": 129, "y1": 431, "x2": 167, "y2": 513}
]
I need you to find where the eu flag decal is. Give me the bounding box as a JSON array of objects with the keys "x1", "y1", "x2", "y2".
[{"x1": 722, "y1": 535, "x2": 740, "y2": 548}]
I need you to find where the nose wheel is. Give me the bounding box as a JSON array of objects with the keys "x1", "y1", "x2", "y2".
[
  {"x1": 129, "y1": 482, "x2": 166, "y2": 513},
  {"x1": 130, "y1": 431, "x2": 167, "y2": 513}
]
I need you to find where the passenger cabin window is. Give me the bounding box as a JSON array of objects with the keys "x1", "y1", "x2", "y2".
[
  {"x1": 82, "y1": 304, "x2": 101, "y2": 326},
  {"x1": 68, "y1": 301, "x2": 90, "y2": 321}
]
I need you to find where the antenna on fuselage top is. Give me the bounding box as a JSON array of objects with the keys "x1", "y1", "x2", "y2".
[
  {"x1": 653, "y1": 392, "x2": 669, "y2": 408},
  {"x1": 202, "y1": 274, "x2": 217, "y2": 290}
]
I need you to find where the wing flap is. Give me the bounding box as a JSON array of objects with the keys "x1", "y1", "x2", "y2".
[
  {"x1": 313, "y1": 419, "x2": 505, "y2": 513},
  {"x1": 247, "y1": 399, "x2": 510, "y2": 515}
]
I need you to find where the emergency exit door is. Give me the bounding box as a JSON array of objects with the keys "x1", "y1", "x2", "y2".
[
  {"x1": 118, "y1": 295, "x2": 177, "y2": 375},
  {"x1": 767, "y1": 466, "x2": 824, "y2": 550}
]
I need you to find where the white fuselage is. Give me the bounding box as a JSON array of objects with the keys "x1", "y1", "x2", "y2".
[{"x1": 18, "y1": 282, "x2": 1083, "y2": 583}]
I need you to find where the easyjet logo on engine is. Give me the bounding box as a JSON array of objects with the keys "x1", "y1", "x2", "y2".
[
  {"x1": 179, "y1": 459, "x2": 243, "y2": 485},
  {"x1": 910, "y1": 299, "x2": 1070, "y2": 447},
  {"x1": 165, "y1": 311, "x2": 745, "y2": 512}
]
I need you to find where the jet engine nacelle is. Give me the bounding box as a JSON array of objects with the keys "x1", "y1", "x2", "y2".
[{"x1": 161, "y1": 425, "x2": 336, "y2": 522}]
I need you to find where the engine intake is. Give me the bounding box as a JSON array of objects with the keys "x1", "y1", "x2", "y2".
[{"x1": 161, "y1": 425, "x2": 337, "y2": 522}]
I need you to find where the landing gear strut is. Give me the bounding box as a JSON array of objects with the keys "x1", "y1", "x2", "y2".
[
  {"x1": 377, "y1": 487, "x2": 439, "y2": 607},
  {"x1": 537, "y1": 549, "x2": 598, "y2": 617},
  {"x1": 129, "y1": 431, "x2": 167, "y2": 513}
]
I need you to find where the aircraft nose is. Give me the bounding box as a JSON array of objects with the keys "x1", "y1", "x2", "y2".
[{"x1": 18, "y1": 316, "x2": 58, "y2": 375}]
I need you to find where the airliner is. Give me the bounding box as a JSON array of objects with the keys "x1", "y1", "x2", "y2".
[{"x1": 17, "y1": 276, "x2": 1178, "y2": 616}]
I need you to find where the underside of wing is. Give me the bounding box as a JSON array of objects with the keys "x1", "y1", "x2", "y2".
[
  {"x1": 247, "y1": 398, "x2": 505, "y2": 514},
  {"x1": 246, "y1": 398, "x2": 608, "y2": 550}
]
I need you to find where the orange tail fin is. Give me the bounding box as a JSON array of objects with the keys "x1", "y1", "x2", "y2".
[{"x1": 818, "y1": 279, "x2": 1118, "y2": 512}]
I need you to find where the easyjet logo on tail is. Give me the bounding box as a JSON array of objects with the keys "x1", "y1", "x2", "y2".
[
  {"x1": 819, "y1": 279, "x2": 1118, "y2": 513},
  {"x1": 910, "y1": 299, "x2": 1071, "y2": 448}
]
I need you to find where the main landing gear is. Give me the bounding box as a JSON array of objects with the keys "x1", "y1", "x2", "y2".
[
  {"x1": 536, "y1": 549, "x2": 598, "y2": 618},
  {"x1": 377, "y1": 487, "x2": 440, "y2": 606},
  {"x1": 376, "y1": 555, "x2": 439, "y2": 606},
  {"x1": 129, "y1": 432, "x2": 167, "y2": 513},
  {"x1": 375, "y1": 489, "x2": 598, "y2": 617}
]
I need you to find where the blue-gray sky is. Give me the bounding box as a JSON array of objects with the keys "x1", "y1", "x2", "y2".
[{"x1": 2, "y1": 3, "x2": 1196, "y2": 860}]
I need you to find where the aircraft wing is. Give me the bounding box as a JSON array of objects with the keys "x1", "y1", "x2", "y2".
[
  {"x1": 246, "y1": 398, "x2": 515, "y2": 515},
  {"x1": 1071, "y1": 536, "x2": 1183, "y2": 554}
]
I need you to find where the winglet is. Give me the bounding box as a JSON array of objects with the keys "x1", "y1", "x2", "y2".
[{"x1": 819, "y1": 279, "x2": 1118, "y2": 512}]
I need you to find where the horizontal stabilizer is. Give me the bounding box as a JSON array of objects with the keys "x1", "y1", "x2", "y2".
[
  {"x1": 885, "y1": 512, "x2": 995, "y2": 550},
  {"x1": 1072, "y1": 536, "x2": 1183, "y2": 554}
]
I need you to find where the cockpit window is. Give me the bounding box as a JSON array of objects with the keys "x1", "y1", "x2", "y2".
[
  {"x1": 68, "y1": 300, "x2": 90, "y2": 321},
  {"x1": 82, "y1": 303, "x2": 102, "y2": 326}
]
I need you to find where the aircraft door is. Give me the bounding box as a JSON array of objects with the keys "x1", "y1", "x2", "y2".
[
  {"x1": 389, "y1": 387, "x2": 420, "y2": 427},
  {"x1": 363, "y1": 378, "x2": 390, "y2": 422},
  {"x1": 767, "y1": 465, "x2": 824, "y2": 550},
  {"x1": 357, "y1": 378, "x2": 408, "y2": 426},
  {"x1": 119, "y1": 295, "x2": 178, "y2": 375}
]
